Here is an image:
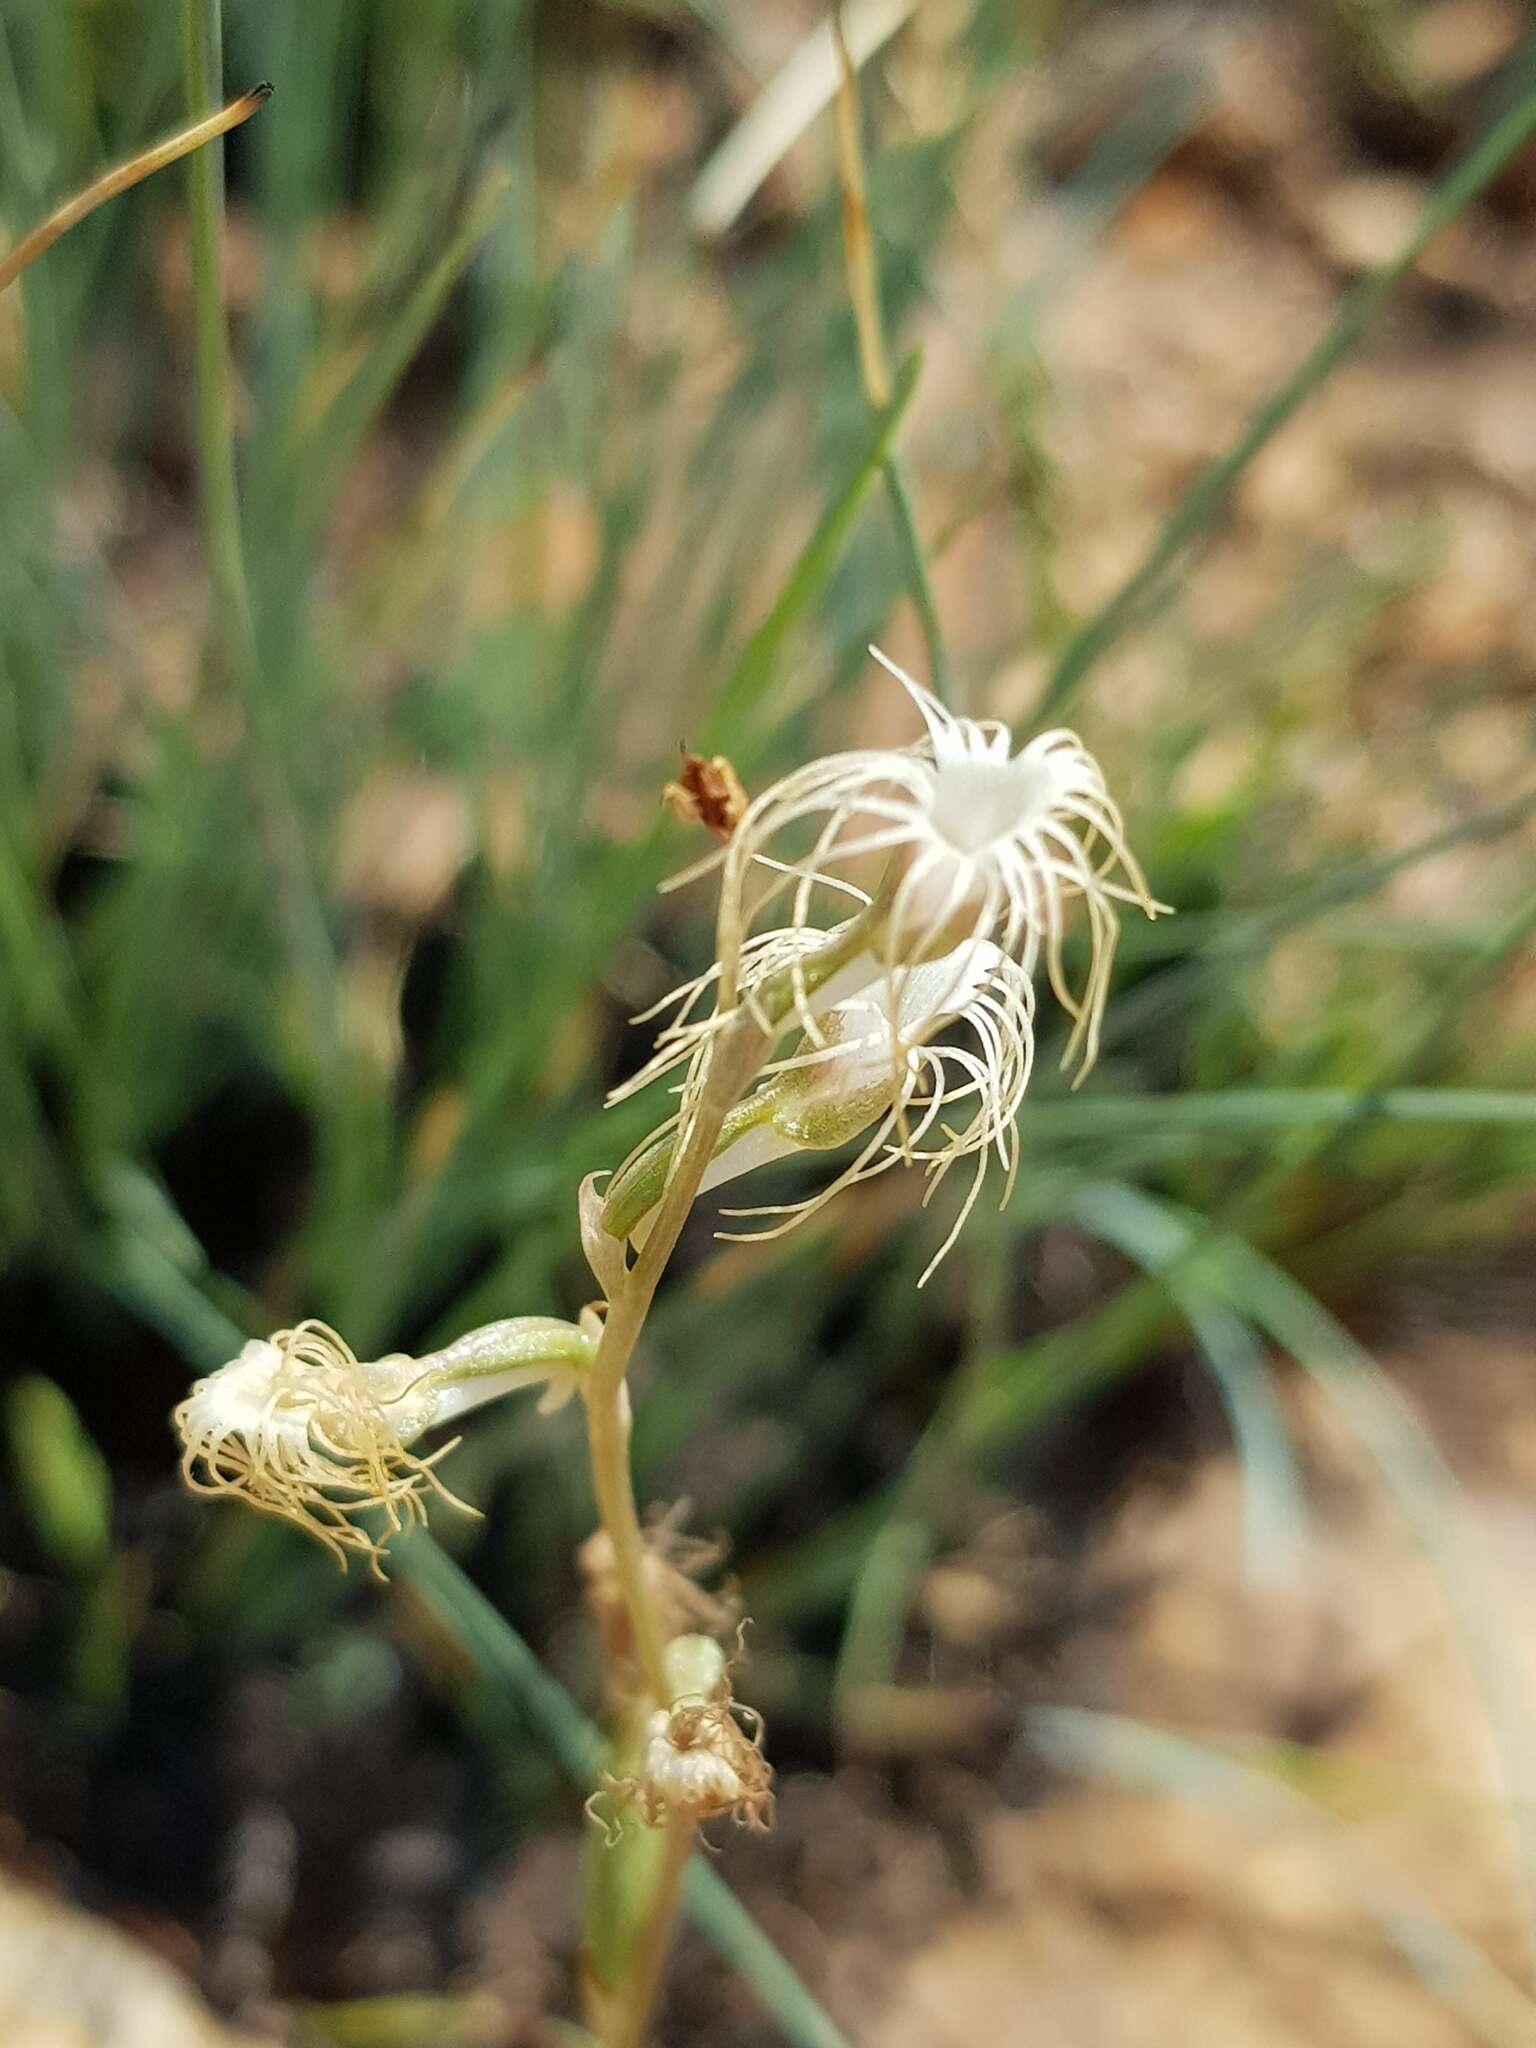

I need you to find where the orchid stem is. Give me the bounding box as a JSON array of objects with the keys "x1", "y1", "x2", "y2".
[
  {"x1": 584, "y1": 1011, "x2": 773, "y2": 1706},
  {"x1": 611, "y1": 1818, "x2": 696, "y2": 2048}
]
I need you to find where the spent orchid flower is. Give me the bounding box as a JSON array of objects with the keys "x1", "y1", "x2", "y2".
[
  {"x1": 603, "y1": 937, "x2": 1034, "y2": 1281},
  {"x1": 675, "y1": 647, "x2": 1163, "y2": 1080},
  {"x1": 596, "y1": 1634, "x2": 773, "y2": 1837},
  {"x1": 174, "y1": 1314, "x2": 597, "y2": 1572}
]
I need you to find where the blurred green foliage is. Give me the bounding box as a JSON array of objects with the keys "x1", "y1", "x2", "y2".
[{"x1": 2, "y1": 4, "x2": 1536, "y2": 2027}]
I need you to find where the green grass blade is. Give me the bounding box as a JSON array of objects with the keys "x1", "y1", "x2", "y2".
[
  {"x1": 1038, "y1": 46, "x2": 1536, "y2": 717},
  {"x1": 881, "y1": 454, "x2": 951, "y2": 705},
  {"x1": 1101, "y1": 786, "x2": 1536, "y2": 1065},
  {"x1": 702, "y1": 350, "x2": 921, "y2": 746},
  {"x1": 180, "y1": 0, "x2": 256, "y2": 657},
  {"x1": 949, "y1": 1273, "x2": 1181, "y2": 1465},
  {"x1": 392, "y1": 1531, "x2": 604, "y2": 1780},
  {"x1": 679, "y1": 1861, "x2": 855, "y2": 2048},
  {"x1": 1067, "y1": 1180, "x2": 1305, "y2": 1588},
  {"x1": 96, "y1": 1221, "x2": 253, "y2": 1374},
  {"x1": 5, "y1": 1375, "x2": 113, "y2": 1578},
  {"x1": 755, "y1": 1269, "x2": 1180, "y2": 1624},
  {"x1": 1019, "y1": 1088, "x2": 1536, "y2": 1139},
  {"x1": 828, "y1": 1184, "x2": 1070, "y2": 1706},
  {"x1": 831, "y1": 1509, "x2": 936, "y2": 1720},
  {"x1": 278, "y1": 174, "x2": 510, "y2": 553}
]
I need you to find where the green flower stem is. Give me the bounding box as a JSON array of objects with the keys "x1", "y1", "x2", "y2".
[
  {"x1": 580, "y1": 906, "x2": 887, "y2": 1892},
  {"x1": 608, "y1": 1816, "x2": 696, "y2": 2048},
  {"x1": 581, "y1": 1007, "x2": 774, "y2": 1707},
  {"x1": 582, "y1": 1376, "x2": 670, "y2": 1704},
  {"x1": 416, "y1": 1316, "x2": 597, "y2": 1387},
  {"x1": 97, "y1": 1223, "x2": 855, "y2": 2048}
]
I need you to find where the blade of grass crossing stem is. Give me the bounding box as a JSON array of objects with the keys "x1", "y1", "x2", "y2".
[
  {"x1": 393, "y1": 1533, "x2": 605, "y2": 1782},
  {"x1": 393, "y1": 1536, "x2": 856, "y2": 2048},
  {"x1": 702, "y1": 351, "x2": 920, "y2": 748},
  {"x1": 1032, "y1": 1707, "x2": 1536, "y2": 2048},
  {"x1": 100, "y1": 1236, "x2": 856, "y2": 2048},
  {"x1": 1205, "y1": 1228, "x2": 1536, "y2": 1989},
  {"x1": 1038, "y1": 47, "x2": 1536, "y2": 718}
]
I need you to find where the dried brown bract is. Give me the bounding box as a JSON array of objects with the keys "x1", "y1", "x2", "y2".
[
  {"x1": 580, "y1": 1501, "x2": 739, "y2": 1677},
  {"x1": 662, "y1": 749, "x2": 748, "y2": 843}
]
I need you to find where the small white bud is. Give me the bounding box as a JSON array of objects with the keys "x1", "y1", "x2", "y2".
[{"x1": 662, "y1": 1630, "x2": 728, "y2": 1701}]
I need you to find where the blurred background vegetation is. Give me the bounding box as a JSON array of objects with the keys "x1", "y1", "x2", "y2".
[{"x1": 3, "y1": 0, "x2": 1536, "y2": 2043}]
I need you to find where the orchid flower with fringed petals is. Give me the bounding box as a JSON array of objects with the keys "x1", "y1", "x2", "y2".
[
  {"x1": 670, "y1": 647, "x2": 1165, "y2": 1081},
  {"x1": 174, "y1": 1314, "x2": 598, "y2": 1572},
  {"x1": 602, "y1": 937, "x2": 1035, "y2": 1283}
]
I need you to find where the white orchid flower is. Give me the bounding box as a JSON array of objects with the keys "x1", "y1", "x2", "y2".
[
  {"x1": 679, "y1": 647, "x2": 1163, "y2": 1080},
  {"x1": 174, "y1": 1314, "x2": 597, "y2": 1571},
  {"x1": 603, "y1": 937, "x2": 1034, "y2": 1281}
]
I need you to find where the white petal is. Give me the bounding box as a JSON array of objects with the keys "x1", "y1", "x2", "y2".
[{"x1": 697, "y1": 1122, "x2": 803, "y2": 1196}]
